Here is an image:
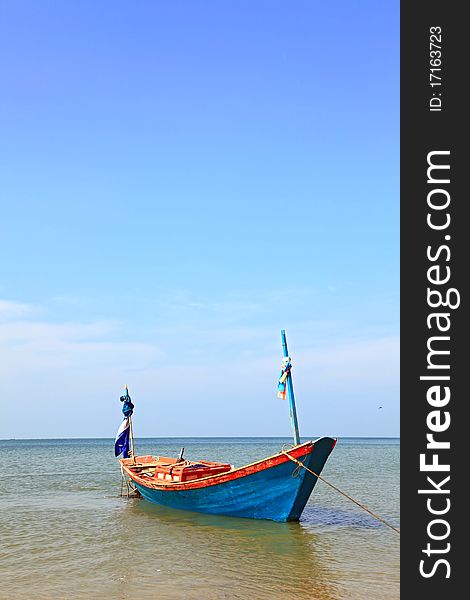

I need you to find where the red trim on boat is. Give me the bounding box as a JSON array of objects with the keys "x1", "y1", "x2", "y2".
[{"x1": 121, "y1": 440, "x2": 316, "y2": 492}]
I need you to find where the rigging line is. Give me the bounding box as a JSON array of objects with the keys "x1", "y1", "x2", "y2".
[{"x1": 282, "y1": 451, "x2": 400, "y2": 535}]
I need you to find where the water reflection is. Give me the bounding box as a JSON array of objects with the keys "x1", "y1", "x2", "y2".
[{"x1": 112, "y1": 498, "x2": 341, "y2": 599}]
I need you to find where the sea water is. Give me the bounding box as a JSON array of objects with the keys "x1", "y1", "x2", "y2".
[{"x1": 0, "y1": 438, "x2": 399, "y2": 599}]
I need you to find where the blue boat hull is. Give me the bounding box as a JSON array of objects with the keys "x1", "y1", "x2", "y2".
[{"x1": 132, "y1": 437, "x2": 335, "y2": 522}]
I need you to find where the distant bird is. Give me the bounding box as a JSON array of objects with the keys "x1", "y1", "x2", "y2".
[{"x1": 378, "y1": 406, "x2": 383, "y2": 409}]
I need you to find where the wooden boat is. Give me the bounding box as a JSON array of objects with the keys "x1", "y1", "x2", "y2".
[
  {"x1": 121, "y1": 438, "x2": 336, "y2": 521},
  {"x1": 116, "y1": 331, "x2": 336, "y2": 522}
]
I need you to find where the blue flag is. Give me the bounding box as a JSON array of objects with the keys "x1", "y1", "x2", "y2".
[
  {"x1": 115, "y1": 386, "x2": 134, "y2": 458},
  {"x1": 120, "y1": 387, "x2": 134, "y2": 417},
  {"x1": 115, "y1": 417, "x2": 131, "y2": 458}
]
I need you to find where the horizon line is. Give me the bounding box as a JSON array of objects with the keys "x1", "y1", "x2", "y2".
[{"x1": 1, "y1": 435, "x2": 400, "y2": 441}]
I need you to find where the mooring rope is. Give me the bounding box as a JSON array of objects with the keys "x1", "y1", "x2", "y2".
[{"x1": 282, "y1": 451, "x2": 400, "y2": 535}]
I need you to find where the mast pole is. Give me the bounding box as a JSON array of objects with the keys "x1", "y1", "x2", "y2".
[
  {"x1": 281, "y1": 330, "x2": 301, "y2": 446},
  {"x1": 129, "y1": 414, "x2": 136, "y2": 463}
]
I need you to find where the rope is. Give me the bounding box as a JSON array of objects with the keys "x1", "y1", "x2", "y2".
[
  {"x1": 282, "y1": 451, "x2": 400, "y2": 535},
  {"x1": 120, "y1": 464, "x2": 125, "y2": 497}
]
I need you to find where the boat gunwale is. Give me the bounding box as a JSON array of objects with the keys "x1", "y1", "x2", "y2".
[{"x1": 120, "y1": 439, "x2": 325, "y2": 492}]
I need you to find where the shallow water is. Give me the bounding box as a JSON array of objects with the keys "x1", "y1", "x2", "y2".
[{"x1": 0, "y1": 438, "x2": 399, "y2": 599}]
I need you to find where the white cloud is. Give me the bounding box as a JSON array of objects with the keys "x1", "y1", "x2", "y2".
[{"x1": 0, "y1": 299, "x2": 36, "y2": 320}]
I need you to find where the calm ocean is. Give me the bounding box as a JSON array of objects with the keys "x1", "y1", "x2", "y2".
[{"x1": 0, "y1": 438, "x2": 399, "y2": 599}]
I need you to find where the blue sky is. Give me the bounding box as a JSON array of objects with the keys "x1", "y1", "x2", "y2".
[{"x1": 0, "y1": 1, "x2": 399, "y2": 439}]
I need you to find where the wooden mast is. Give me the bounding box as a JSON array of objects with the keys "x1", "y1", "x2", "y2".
[
  {"x1": 129, "y1": 414, "x2": 136, "y2": 463},
  {"x1": 281, "y1": 330, "x2": 301, "y2": 446}
]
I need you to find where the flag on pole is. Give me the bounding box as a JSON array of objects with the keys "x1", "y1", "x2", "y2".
[
  {"x1": 120, "y1": 385, "x2": 134, "y2": 417},
  {"x1": 277, "y1": 357, "x2": 292, "y2": 400},
  {"x1": 115, "y1": 417, "x2": 131, "y2": 458},
  {"x1": 114, "y1": 385, "x2": 135, "y2": 458}
]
